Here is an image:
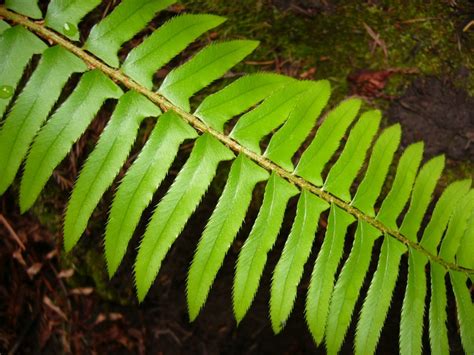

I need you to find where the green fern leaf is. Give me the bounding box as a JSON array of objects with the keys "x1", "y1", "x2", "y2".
[
  {"x1": 135, "y1": 133, "x2": 234, "y2": 302},
  {"x1": 306, "y1": 204, "x2": 354, "y2": 345},
  {"x1": 457, "y1": 210, "x2": 474, "y2": 269},
  {"x1": 323, "y1": 110, "x2": 381, "y2": 201},
  {"x1": 5, "y1": 0, "x2": 41, "y2": 19},
  {"x1": 187, "y1": 154, "x2": 269, "y2": 320},
  {"x1": 264, "y1": 80, "x2": 331, "y2": 171},
  {"x1": 122, "y1": 14, "x2": 226, "y2": 89},
  {"x1": 399, "y1": 155, "x2": 445, "y2": 355},
  {"x1": 195, "y1": 73, "x2": 292, "y2": 132},
  {"x1": 294, "y1": 98, "x2": 361, "y2": 186},
  {"x1": 0, "y1": 45, "x2": 86, "y2": 195},
  {"x1": 159, "y1": 40, "x2": 258, "y2": 112},
  {"x1": 324, "y1": 125, "x2": 401, "y2": 354},
  {"x1": 355, "y1": 142, "x2": 423, "y2": 354},
  {"x1": 230, "y1": 81, "x2": 313, "y2": 153},
  {"x1": 449, "y1": 270, "x2": 474, "y2": 353},
  {"x1": 20, "y1": 70, "x2": 123, "y2": 212},
  {"x1": 105, "y1": 111, "x2": 197, "y2": 277},
  {"x1": 270, "y1": 190, "x2": 329, "y2": 333},
  {"x1": 64, "y1": 91, "x2": 160, "y2": 251},
  {"x1": 233, "y1": 172, "x2": 298, "y2": 324},
  {"x1": 0, "y1": 25, "x2": 47, "y2": 117},
  {"x1": 84, "y1": 0, "x2": 176, "y2": 67},
  {"x1": 45, "y1": 0, "x2": 101, "y2": 40}
]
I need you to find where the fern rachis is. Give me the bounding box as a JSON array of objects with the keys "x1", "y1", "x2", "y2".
[{"x1": 0, "y1": 1, "x2": 472, "y2": 354}]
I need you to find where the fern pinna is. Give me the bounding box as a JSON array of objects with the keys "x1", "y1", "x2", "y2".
[{"x1": 0, "y1": 1, "x2": 472, "y2": 353}]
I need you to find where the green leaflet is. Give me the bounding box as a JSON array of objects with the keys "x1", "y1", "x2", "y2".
[
  {"x1": 399, "y1": 155, "x2": 445, "y2": 241},
  {"x1": 355, "y1": 236, "x2": 406, "y2": 355},
  {"x1": 270, "y1": 190, "x2": 329, "y2": 333},
  {"x1": 399, "y1": 156, "x2": 445, "y2": 355},
  {"x1": 45, "y1": 0, "x2": 101, "y2": 40},
  {"x1": 324, "y1": 125, "x2": 400, "y2": 354},
  {"x1": 355, "y1": 143, "x2": 424, "y2": 354},
  {"x1": 306, "y1": 204, "x2": 355, "y2": 345},
  {"x1": 134, "y1": 133, "x2": 234, "y2": 302},
  {"x1": 449, "y1": 271, "x2": 474, "y2": 353},
  {"x1": 63, "y1": 91, "x2": 160, "y2": 251},
  {"x1": 264, "y1": 80, "x2": 331, "y2": 171},
  {"x1": 457, "y1": 211, "x2": 474, "y2": 269},
  {"x1": 0, "y1": 26, "x2": 47, "y2": 117},
  {"x1": 0, "y1": 45, "x2": 86, "y2": 195},
  {"x1": 105, "y1": 111, "x2": 197, "y2": 277},
  {"x1": 84, "y1": 0, "x2": 176, "y2": 67},
  {"x1": 429, "y1": 262, "x2": 449, "y2": 355},
  {"x1": 438, "y1": 190, "x2": 474, "y2": 262},
  {"x1": 122, "y1": 14, "x2": 226, "y2": 89},
  {"x1": 431, "y1": 190, "x2": 473, "y2": 352},
  {"x1": 159, "y1": 40, "x2": 259, "y2": 112},
  {"x1": 420, "y1": 180, "x2": 472, "y2": 254},
  {"x1": 323, "y1": 110, "x2": 381, "y2": 201},
  {"x1": 195, "y1": 73, "x2": 293, "y2": 132},
  {"x1": 376, "y1": 142, "x2": 424, "y2": 229},
  {"x1": 20, "y1": 70, "x2": 123, "y2": 212},
  {"x1": 5, "y1": 0, "x2": 42, "y2": 19},
  {"x1": 351, "y1": 124, "x2": 401, "y2": 217},
  {"x1": 187, "y1": 154, "x2": 269, "y2": 320},
  {"x1": 295, "y1": 98, "x2": 361, "y2": 186},
  {"x1": 325, "y1": 221, "x2": 379, "y2": 354},
  {"x1": 230, "y1": 81, "x2": 312, "y2": 153},
  {"x1": 233, "y1": 172, "x2": 298, "y2": 324}
]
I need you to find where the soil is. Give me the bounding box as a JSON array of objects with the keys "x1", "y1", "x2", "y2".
[{"x1": 1, "y1": 0, "x2": 473, "y2": 354}]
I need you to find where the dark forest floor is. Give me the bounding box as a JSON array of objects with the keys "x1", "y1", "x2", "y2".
[{"x1": 1, "y1": 0, "x2": 473, "y2": 354}]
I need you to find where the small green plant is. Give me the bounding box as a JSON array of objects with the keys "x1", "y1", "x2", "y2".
[{"x1": 0, "y1": 1, "x2": 472, "y2": 354}]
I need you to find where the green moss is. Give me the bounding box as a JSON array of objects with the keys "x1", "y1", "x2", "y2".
[{"x1": 181, "y1": 0, "x2": 473, "y2": 104}]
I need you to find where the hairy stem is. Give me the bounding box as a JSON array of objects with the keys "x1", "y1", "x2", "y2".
[{"x1": 1, "y1": 6, "x2": 471, "y2": 275}]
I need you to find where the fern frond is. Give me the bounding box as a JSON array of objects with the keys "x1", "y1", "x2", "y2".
[
  {"x1": 64, "y1": 91, "x2": 160, "y2": 251},
  {"x1": 0, "y1": 45, "x2": 86, "y2": 195},
  {"x1": 0, "y1": 3, "x2": 472, "y2": 353}
]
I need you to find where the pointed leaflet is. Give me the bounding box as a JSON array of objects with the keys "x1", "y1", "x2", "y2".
[
  {"x1": 323, "y1": 110, "x2": 381, "y2": 201},
  {"x1": 355, "y1": 142, "x2": 424, "y2": 355},
  {"x1": 84, "y1": 0, "x2": 176, "y2": 67},
  {"x1": 122, "y1": 14, "x2": 226, "y2": 89},
  {"x1": 270, "y1": 190, "x2": 329, "y2": 333},
  {"x1": 20, "y1": 70, "x2": 123, "y2": 212},
  {"x1": 230, "y1": 81, "x2": 313, "y2": 153},
  {"x1": 0, "y1": 26, "x2": 47, "y2": 117},
  {"x1": 105, "y1": 112, "x2": 197, "y2": 277},
  {"x1": 64, "y1": 91, "x2": 160, "y2": 251},
  {"x1": 187, "y1": 154, "x2": 269, "y2": 320},
  {"x1": 449, "y1": 270, "x2": 474, "y2": 353},
  {"x1": 195, "y1": 73, "x2": 293, "y2": 132},
  {"x1": 135, "y1": 134, "x2": 234, "y2": 302},
  {"x1": 399, "y1": 156, "x2": 445, "y2": 355},
  {"x1": 46, "y1": 0, "x2": 101, "y2": 40},
  {"x1": 295, "y1": 98, "x2": 361, "y2": 186},
  {"x1": 233, "y1": 172, "x2": 298, "y2": 323},
  {"x1": 159, "y1": 40, "x2": 258, "y2": 112},
  {"x1": 325, "y1": 221, "x2": 379, "y2": 354},
  {"x1": 350, "y1": 124, "x2": 401, "y2": 217},
  {"x1": 325, "y1": 128, "x2": 402, "y2": 353},
  {"x1": 305, "y1": 204, "x2": 354, "y2": 345},
  {"x1": 264, "y1": 80, "x2": 331, "y2": 171},
  {"x1": 5, "y1": 0, "x2": 42, "y2": 19},
  {"x1": 0, "y1": 46, "x2": 86, "y2": 195},
  {"x1": 429, "y1": 190, "x2": 474, "y2": 354}
]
